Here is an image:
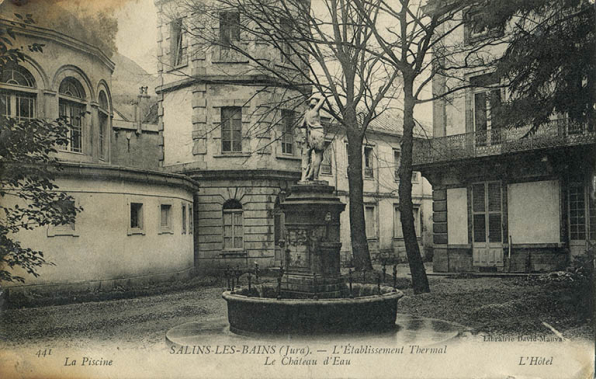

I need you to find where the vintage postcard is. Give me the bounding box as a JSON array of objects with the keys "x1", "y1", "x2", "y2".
[{"x1": 0, "y1": 0, "x2": 593, "y2": 378}]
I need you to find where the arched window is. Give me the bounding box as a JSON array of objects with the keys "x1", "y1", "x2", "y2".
[
  {"x1": 59, "y1": 77, "x2": 87, "y2": 153},
  {"x1": 59, "y1": 77, "x2": 85, "y2": 99},
  {"x1": 98, "y1": 91, "x2": 109, "y2": 160},
  {"x1": 0, "y1": 63, "x2": 37, "y2": 120},
  {"x1": 223, "y1": 199, "x2": 243, "y2": 250}
]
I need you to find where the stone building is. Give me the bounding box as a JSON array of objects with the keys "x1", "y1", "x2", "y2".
[
  {"x1": 154, "y1": 0, "x2": 433, "y2": 272},
  {"x1": 413, "y1": 10, "x2": 595, "y2": 273},
  {"x1": 0, "y1": 3, "x2": 198, "y2": 298},
  {"x1": 112, "y1": 89, "x2": 161, "y2": 170}
]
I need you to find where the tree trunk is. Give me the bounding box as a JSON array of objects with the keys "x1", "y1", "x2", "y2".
[
  {"x1": 345, "y1": 120, "x2": 373, "y2": 271},
  {"x1": 400, "y1": 76, "x2": 430, "y2": 294}
]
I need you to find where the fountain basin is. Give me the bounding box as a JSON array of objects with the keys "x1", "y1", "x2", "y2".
[{"x1": 223, "y1": 284, "x2": 404, "y2": 335}]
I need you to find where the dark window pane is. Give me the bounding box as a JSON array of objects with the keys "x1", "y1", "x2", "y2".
[
  {"x1": 472, "y1": 183, "x2": 485, "y2": 213},
  {"x1": 488, "y1": 213, "x2": 502, "y2": 242},
  {"x1": 474, "y1": 214, "x2": 486, "y2": 242},
  {"x1": 488, "y1": 182, "x2": 501, "y2": 212}
]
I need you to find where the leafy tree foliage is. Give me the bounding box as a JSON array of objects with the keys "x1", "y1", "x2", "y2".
[
  {"x1": 0, "y1": 16, "x2": 81, "y2": 283},
  {"x1": 477, "y1": 0, "x2": 595, "y2": 129}
]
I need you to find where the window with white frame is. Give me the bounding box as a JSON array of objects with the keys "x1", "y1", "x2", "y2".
[
  {"x1": 98, "y1": 91, "x2": 109, "y2": 160},
  {"x1": 170, "y1": 18, "x2": 187, "y2": 67},
  {"x1": 0, "y1": 63, "x2": 36, "y2": 121},
  {"x1": 223, "y1": 199, "x2": 243, "y2": 250},
  {"x1": 159, "y1": 203, "x2": 173, "y2": 234},
  {"x1": 280, "y1": 109, "x2": 295, "y2": 155},
  {"x1": 365, "y1": 205, "x2": 377, "y2": 239},
  {"x1": 129, "y1": 202, "x2": 144, "y2": 235},
  {"x1": 221, "y1": 107, "x2": 242, "y2": 153},
  {"x1": 393, "y1": 205, "x2": 421, "y2": 238},
  {"x1": 59, "y1": 77, "x2": 86, "y2": 153},
  {"x1": 471, "y1": 73, "x2": 503, "y2": 147},
  {"x1": 364, "y1": 146, "x2": 374, "y2": 178}
]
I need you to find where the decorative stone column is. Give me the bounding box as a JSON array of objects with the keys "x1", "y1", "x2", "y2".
[{"x1": 280, "y1": 181, "x2": 345, "y2": 298}]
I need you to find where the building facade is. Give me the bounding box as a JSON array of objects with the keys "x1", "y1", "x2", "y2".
[
  {"x1": 155, "y1": 0, "x2": 433, "y2": 272},
  {"x1": 414, "y1": 12, "x2": 595, "y2": 273},
  {"x1": 0, "y1": 4, "x2": 198, "y2": 298}
]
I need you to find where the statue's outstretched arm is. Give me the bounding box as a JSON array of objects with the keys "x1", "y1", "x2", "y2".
[{"x1": 314, "y1": 95, "x2": 326, "y2": 112}]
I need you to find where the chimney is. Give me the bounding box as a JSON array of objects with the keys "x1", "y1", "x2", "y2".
[{"x1": 135, "y1": 86, "x2": 150, "y2": 135}]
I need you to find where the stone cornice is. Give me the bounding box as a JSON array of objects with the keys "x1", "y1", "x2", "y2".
[
  {"x1": 166, "y1": 167, "x2": 301, "y2": 182},
  {"x1": 0, "y1": 19, "x2": 115, "y2": 72},
  {"x1": 54, "y1": 162, "x2": 200, "y2": 192},
  {"x1": 156, "y1": 75, "x2": 309, "y2": 94}
]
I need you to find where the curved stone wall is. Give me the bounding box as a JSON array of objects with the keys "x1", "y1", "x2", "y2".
[{"x1": 4, "y1": 164, "x2": 198, "y2": 294}]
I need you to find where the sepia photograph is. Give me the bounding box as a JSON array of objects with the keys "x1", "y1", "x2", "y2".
[{"x1": 0, "y1": 0, "x2": 593, "y2": 378}]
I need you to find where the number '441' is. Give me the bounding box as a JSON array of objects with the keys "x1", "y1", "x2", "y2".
[{"x1": 35, "y1": 349, "x2": 52, "y2": 358}]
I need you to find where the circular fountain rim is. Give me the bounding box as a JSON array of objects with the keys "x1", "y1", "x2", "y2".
[{"x1": 222, "y1": 286, "x2": 404, "y2": 304}]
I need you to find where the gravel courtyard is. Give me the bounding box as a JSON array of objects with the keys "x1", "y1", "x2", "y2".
[{"x1": 0, "y1": 274, "x2": 592, "y2": 351}]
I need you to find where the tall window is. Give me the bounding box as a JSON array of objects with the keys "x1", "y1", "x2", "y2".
[
  {"x1": 364, "y1": 146, "x2": 374, "y2": 178},
  {"x1": 221, "y1": 107, "x2": 242, "y2": 153},
  {"x1": 182, "y1": 203, "x2": 187, "y2": 235},
  {"x1": 393, "y1": 149, "x2": 400, "y2": 181},
  {"x1": 365, "y1": 205, "x2": 377, "y2": 239},
  {"x1": 321, "y1": 141, "x2": 333, "y2": 175},
  {"x1": 220, "y1": 11, "x2": 240, "y2": 59},
  {"x1": 471, "y1": 74, "x2": 502, "y2": 147},
  {"x1": 273, "y1": 196, "x2": 285, "y2": 256},
  {"x1": 281, "y1": 110, "x2": 294, "y2": 155},
  {"x1": 569, "y1": 184, "x2": 586, "y2": 240},
  {"x1": 472, "y1": 182, "x2": 502, "y2": 243},
  {"x1": 98, "y1": 91, "x2": 109, "y2": 160},
  {"x1": 189, "y1": 204, "x2": 194, "y2": 235},
  {"x1": 280, "y1": 18, "x2": 292, "y2": 64},
  {"x1": 0, "y1": 63, "x2": 36, "y2": 121},
  {"x1": 59, "y1": 77, "x2": 86, "y2": 153},
  {"x1": 223, "y1": 199, "x2": 243, "y2": 250},
  {"x1": 170, "y1": 18, "x2": 187, "y2": 67}
]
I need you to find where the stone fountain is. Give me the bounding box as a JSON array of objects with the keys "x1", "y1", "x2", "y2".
[{"x1": 222, "y1": 181, "x2": 403, "y2": 335}]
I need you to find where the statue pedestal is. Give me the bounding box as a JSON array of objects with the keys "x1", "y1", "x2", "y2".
[{"x1": 281, "y1": 182, "x2": 345, "y2": 298}]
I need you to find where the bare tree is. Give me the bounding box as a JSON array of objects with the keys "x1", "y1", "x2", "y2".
[
  {"x1": 348, "y1": 0, "x2": 511, "y2": 292},
  {"x1": 172, "y1": 0, "x2": 407, "y2": 271},
  {"x1": 166, "y1": 0, "x2": 501, "y2": 290}
]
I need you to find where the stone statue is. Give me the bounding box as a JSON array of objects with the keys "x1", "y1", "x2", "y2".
[{"x1": 300, "y1": 94, "x2": 326, "y2": 181}]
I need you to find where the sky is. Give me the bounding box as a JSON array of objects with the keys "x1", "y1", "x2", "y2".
[{"x1": 114, "y1": 0, "x2": 159, "y2": 74}]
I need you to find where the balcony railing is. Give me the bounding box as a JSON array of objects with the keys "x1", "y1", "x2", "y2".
[{"x1": 413, "y1": 119, "x2": 595, "y2": 165}]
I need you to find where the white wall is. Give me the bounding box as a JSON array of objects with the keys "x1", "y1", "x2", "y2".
[
  {"x1": 447, "y1": 187, "x2": 468, "y2": 245},
  {"x1": 508, "y1": 180, "x2": 561, "y2": 244},
  {"x1": 163, "y1": 88, "x2": 194, "y2": 165},
  {"x1": 5, "y1": 168, "x2": 196, "y2": 287}
]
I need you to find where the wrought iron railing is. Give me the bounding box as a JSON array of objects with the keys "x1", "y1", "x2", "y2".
[{"x1": 413, "y1": 119, "x2": 596, "y2": 165}]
